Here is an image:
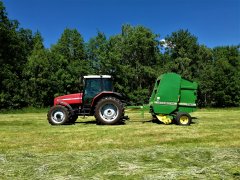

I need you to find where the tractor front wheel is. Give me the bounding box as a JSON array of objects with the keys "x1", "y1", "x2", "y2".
[
  {"x1": 95, "y1": 97, "x2": 123, "y2": 125},
  {"x1": 47, "y1": 105, "x2": 70, "y2": 125},
  {"x1": 175, "y1": 112, "x2": 192, "y2": 126}
]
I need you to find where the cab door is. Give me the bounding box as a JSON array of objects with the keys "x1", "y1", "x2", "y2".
[{"x1": 83, "y1": 78, "x2": 102, "y2": 106}]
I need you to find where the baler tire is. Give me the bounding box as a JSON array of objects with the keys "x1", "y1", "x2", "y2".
[
  {"x1": 94, "y1": 97, "x2": 124, "y2": 125},
  {"x1": 175, "y1": 112, "x2": 192, "y2": 126},
  {"x1": 47, "y1": 105, "x2": 70, "y2": 125}
]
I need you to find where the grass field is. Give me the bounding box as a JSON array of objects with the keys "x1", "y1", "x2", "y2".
[{"x1": 0, "y1": 108, "x2": 239, "y2": 179}]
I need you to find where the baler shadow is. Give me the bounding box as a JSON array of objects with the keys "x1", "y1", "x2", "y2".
[
  {"x1": 128, "y1": 119, "x2": 163, "y2": 124},
  {"x1": 134, "y1": 116, "x2": 198, "y2": 125}
]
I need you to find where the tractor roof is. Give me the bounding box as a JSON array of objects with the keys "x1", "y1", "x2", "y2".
[{"x1": 84, "y1": 75, "x2": 112, "y2": 79}]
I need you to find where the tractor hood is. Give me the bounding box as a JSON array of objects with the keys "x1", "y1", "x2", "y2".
[{"x1": 54, "y1": 93, "x2": 83, "y2": 106}]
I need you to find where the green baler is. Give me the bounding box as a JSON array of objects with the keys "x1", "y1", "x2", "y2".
[{"x1": 149, "y1": 73, "x2": 198, "y2": 125}]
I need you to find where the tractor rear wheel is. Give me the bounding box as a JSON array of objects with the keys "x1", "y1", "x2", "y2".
[
  {"x1": 95, "y1": 97, "x2": 124, "y2": 125},
  {"x1": 175, "y1": 112, "x2": 192, "y2": 126},
  {"x1": 47, "y1": 105, "x2": 70, "y2": 125}
]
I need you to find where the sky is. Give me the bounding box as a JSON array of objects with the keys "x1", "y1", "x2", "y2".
[{"x1": 3, "y1": 0, "x2": 240, "y2": 48}]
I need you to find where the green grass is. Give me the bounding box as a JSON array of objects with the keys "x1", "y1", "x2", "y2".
[{"x1": 0, "y1": 109, "x2": 239, "y2": 179}]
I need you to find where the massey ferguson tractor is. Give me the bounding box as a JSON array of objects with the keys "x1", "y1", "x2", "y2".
[
  {"x1": 48, "y1": 73, "x2": 198, "y2": 126},
  {"x1": 47, "y1": 75, "x2": 127, "y2": 125}
]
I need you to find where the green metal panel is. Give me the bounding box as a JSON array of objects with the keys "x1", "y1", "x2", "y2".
[
  {"x1": 178, "y1": 79, "x2": 198, "y2": 113},
  {"x1": 150, "y1": 73, "x2": 181, "y2": 114}
]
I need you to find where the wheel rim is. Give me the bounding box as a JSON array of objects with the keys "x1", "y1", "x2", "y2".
[
  {"x1": 51, "y1": 110, "x2": 65, "y2": 124},
  {"x1": 179, "y1": 115, "x2": 189, "y2": 124},
  {"x1": 99, "y1": 104, "x2": 118, "y2": 122}
]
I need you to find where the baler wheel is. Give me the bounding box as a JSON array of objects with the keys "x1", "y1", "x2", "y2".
[
  {"x1": 175, "y1": 112, "x2": 192, "y2": 126},
  {"x1": 156, "y1": 115, "x2": 172, "y2": 124}
]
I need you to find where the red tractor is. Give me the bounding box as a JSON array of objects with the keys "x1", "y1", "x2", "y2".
[{"x1": 47, "y1": 75, "x2": 127, "y2": 125}]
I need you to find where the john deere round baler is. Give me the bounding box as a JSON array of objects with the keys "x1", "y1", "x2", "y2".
[{"x1": 149, "y1": 73, "x2": 198, "y2": 125}]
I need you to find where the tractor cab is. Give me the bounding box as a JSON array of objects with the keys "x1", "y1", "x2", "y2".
[{"x1": 82, "y1": 75, "x2": 113, "y2": 105}]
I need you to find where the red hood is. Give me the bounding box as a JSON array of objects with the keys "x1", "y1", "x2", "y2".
[{"x1": 54, "y1": 93, "x2": 82, "y2": 105}]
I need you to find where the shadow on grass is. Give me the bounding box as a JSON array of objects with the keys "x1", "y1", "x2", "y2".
[
  {"x1": 75, "y1": 120, "x2": 96, "y2": 125},
  {"x1": 191, "y1": 117, "x2": 198, "y2": 125},
  {"x1": 73, "y1": 116, "x2": 198, "y2": 126},
  {"x1": 129, "y1": 116, "x2": 199, "y2": 126},
  {"x1": 128, "y1": 119, "x2": 165, "y2": 125},
  {"x1": 75, "y1": 120, "x2": 126, "y2": 126}
]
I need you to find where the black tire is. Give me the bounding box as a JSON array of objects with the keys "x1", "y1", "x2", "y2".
[
  {"x1": 175, "y1": 112, "x2": 192, "y2": 126},
  {"x1": 47, "y1": 105, "x2": 70, "y2": 125},
  {"x1": 94, "y1": 97, "x2": 124, "y2": 125}
]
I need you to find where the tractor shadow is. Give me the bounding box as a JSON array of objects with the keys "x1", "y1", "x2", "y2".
[
  {"x1": 74, "y1": 120, "x2": 126, "y2": 126},
  {"x1": 75, "y1": 120, "x2": 96, "y2": 125}
]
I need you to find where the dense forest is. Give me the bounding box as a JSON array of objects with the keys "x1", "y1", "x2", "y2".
[{"x1": 0, "y1": 1, "x2": 239, "y2": 109}]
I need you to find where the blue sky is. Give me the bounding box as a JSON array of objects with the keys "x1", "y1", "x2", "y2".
[{"x1": 3, "y1": 0, "x2": 240, "y2": 48}]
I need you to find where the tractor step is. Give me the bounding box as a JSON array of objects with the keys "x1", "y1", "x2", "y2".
[{"x1": 78, "y1": 107, "x2": 91, "y2": 116}]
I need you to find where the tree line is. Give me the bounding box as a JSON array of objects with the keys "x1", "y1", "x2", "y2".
[{"x1": 0, "y1": 1, "x2": 239, "y2": 109}]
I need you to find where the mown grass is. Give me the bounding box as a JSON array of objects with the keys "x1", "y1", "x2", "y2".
[{"x1": 0, "y1": 109, "x2": 239, "y2": 179}]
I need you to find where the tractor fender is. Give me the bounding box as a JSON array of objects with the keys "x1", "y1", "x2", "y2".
[
  {"x1": 91, "y1": 91, "x2": 125, "y2": 108},
  {"x1": 56, "y1": 100, "x2": 74, "y2": 116}
]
